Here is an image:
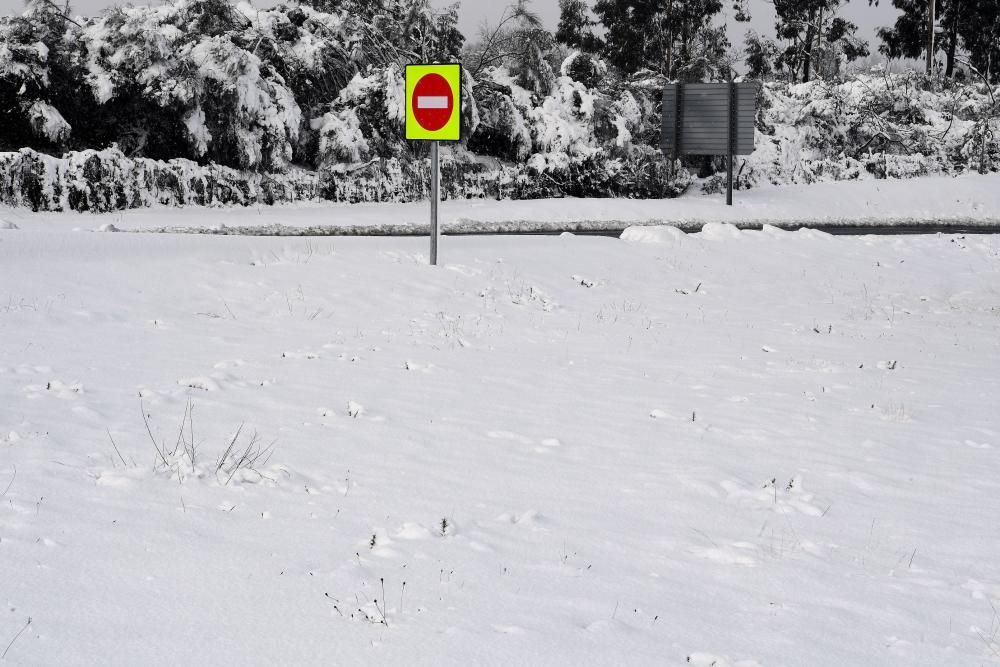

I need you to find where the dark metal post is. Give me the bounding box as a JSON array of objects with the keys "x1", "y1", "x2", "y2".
[
  {"x1": 430, "y1": 141, "x2": 439, "y2": 265},
  {"x1": 727, "y1": 156, "x2": 734, "y2": 206},
  {"x1": 727, "y1": 81, "x2": 735, "y2": 206},
  {"x1": 676, "y1": 84, "x2": 683, "y2": 157}
]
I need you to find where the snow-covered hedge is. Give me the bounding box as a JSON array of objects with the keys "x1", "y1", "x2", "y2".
[
  {"x1": 0, "y1": 146, "x2": 690, "y2": 212},
  {"x1": 0, "y1": 148, "x2": 318, "y2": 211},
  {"x1": 738, "y1": 71, "x2": 1000, "y2": 189},
  {"x1": 325, "y1": 151, "x2": 688, "y2": 203}
]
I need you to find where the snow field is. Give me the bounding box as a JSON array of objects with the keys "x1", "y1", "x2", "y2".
[{"x1": 0, "y1": 225, "x2": 999, "y2": 665}]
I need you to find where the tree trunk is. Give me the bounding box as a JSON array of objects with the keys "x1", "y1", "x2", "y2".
[
  {"x1": 802, "y1": 12, "x2": 816, "y2": 83},
  {"x1": 816, "y1": 7, "x2": 824, "y2": 79},
  {"x1": 945, "y1": 35, "x2": 956, "y2": 76},
  {"x1": 665, "y1": 0, "x2": 674, "y2": 78},
  {"x1": 680, "y1": 13, "x2": 689, "y2": 79},
  {"x1": 946, "y1": 0, "x2": 959, "y2": 77}
]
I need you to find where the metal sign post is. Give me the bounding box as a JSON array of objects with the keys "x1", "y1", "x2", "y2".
[
  {"x1": 405, "y1": 63, "x2": 462, "y2": 266},
  {"x1": 661, "y1": 82, "x2": 758, "y2": 206},
  {"x1": 430, "y1": 140, "x2": 439, "y2": 265},
  {"x1": 727, "y1": 81, "x2": 735, "y2": 206}
]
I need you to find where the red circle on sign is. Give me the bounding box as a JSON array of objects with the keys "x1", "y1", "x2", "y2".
[{"x1": 412, "y1": 73, "x2": 454, "y2": 132}]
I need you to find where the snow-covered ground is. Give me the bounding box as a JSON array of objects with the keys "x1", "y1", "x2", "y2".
[
  {"x1": 3, "y1": 173, "x2": 1000, "y2": 234},
  {"x1": 1, "y1": 220, "x2": 999, "y2": 665}
]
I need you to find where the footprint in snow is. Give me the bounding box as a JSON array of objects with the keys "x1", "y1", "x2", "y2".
[
  {"x1": 584, "y1": 620, "x2": 612, "y2": 633},
  {"x1": 394, "y1": 522, "x2": 433, "y2": 540},
  {"x1": 95, "y1": 470, "x2": 140, "y2": 488},
  {"x1": 673, "y1": 475, "x2": 721, "y2": 498},
  {"x1": 686, "y1": 652, "x2": 763, "y2": 667},
  {"x1": 883, "y1": 636, "x2": 915, "y2": 657},
  {"x1": 962, "y1": 578, "x2": 1000, "y2": 600},
  {"x1": 496, "y1": 510, "x2": 546, "y2": 530},
  {"x1": 720, "y1": 479, "x2": 824, "y2": 517},
  {"x1": 403, "y1": 360, "x2": 433, "y2": 373},
  {"x1": 487, "y1": 431, "x2": 533, "y2": 444},
  {"x1": 72, "y1": 405, "x2": 103, "y2": 422},
  {"x1": 24, "y1": 379, "x2": 84, "y2": 399},
  {"x1": 281, "y1": 350, "x2": 320, "y2": 360},
  {"x1": 690, "y1": 543, "x2": 758, "y2": 567},
  {"x1": 11, "y1": 364, "x2": 53, "y2": 375},
  {"x1": 177, "y1": 377, "x2": 220, "y2": 392}
]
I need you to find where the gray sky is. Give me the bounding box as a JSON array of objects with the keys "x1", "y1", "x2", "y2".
[{"x1": 0, "y1": 0, "x2": 903, "y2": 57}]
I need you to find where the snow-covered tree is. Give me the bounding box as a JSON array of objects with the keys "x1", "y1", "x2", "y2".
[
  {"x1": 465, "y1": 1, "x2": 557, "y2": 96},
  {"x1": 744, "y1": 30, "x2": 781, "y2": 80},
  {"x1": 876, "y1": 0, "x2": 999, "y2": 82},
  {"x1": 773, "y1": 0, "x2": 868, "y2": 83},
  {"x1": 592, "y1": 0, "x2": 726, "y2": 80},
  {"x1": 0, "y1": 0, "x2": 86, "y2": 150},
  {"x1": 556, "y1": 0, "x2": 600, "y2": 52}
]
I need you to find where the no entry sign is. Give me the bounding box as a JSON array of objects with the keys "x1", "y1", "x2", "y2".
[{"x1": 405, "y1": 64, "x2": 461, "y2": 141}]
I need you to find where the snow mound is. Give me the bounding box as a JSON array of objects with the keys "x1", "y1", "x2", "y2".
[
  {"x1": 620, "y1": 225, "x2": 685, "y2": 243},
  {"x1": 0, "y1": 220, "x2": 19, "y2": 230},
  {"x1": 698, "y1": 222, "x2": 744, "y2": 240},
  {"x1": 794, "y1": 227, "x2": 833, "y2": 240}
]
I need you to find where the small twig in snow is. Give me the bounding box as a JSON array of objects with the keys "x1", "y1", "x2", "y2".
[
  {"x1": 106, "y1": 430, "x2": 128, "y2": 468},
  {"x1": 215, "y1": 424, "x2": 246, "y2": 474},
  {"x1": 373, "y1": 578, "x2": 389, "y2": 627},
  {"x1": 1, "y1": 616, "x2": 31, "y2": 659},
  {"x1": 689, "y1": 526, "x2": 719, "y2": 548},
  {"x1": 0, "y1": 466, "x2": 15, "y2": 498},
  {"x1": 140, "y1": 400, "x2": 169, "y2": 467},
  {"x1": 324, "y1": 593, "x2": 344, "y2": 616}
]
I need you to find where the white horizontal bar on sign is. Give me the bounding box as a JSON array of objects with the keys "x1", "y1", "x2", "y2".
[{"x1": 416, "y1": 96, "x2": 449, "y2": 109}]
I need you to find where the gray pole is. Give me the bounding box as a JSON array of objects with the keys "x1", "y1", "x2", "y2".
[
  {"x1": 727, "y1": 81, "x2": 734, "y2": 206},
  {"x1": 727, "y1": 155, "x2": 734, "y2": 206},
  {"x1": 430, "y1": 141, "x2": 439, "y2": 266},
  {"x1": 926, "y1": 0, "x2": 936, "y2": 75}
]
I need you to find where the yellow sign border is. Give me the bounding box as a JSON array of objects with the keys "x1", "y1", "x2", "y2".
[{"x1": 405, "y1": 63, "x2": 462, "y2": 142}]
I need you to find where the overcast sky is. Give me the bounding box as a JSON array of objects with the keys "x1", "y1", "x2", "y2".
[{"x1": 0, "y1": 0, "x2": 903, "y2": 57}]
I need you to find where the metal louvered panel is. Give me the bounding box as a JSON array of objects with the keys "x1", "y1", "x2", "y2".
[
  {"x1": 660, "y1": 82, "x2": 759, "y2": 157},
  {"x1": 660, "y1": 85, "x2": 680, "y2": 157}
]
